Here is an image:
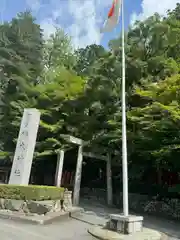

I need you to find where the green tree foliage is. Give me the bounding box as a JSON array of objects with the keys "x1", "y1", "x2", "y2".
[
  {"x1": 74, "y1": 44, "x2": 107, "y2": 76},
  {"x1": 129, "y1": 75, "x2": 180, "y2": 162},
  {"x1": 34, "y1": 67, "x2": 85, "y2": 157},
  {"x1": 0, "y1": 11, "x2": 44, "y2": 153},
  {"x1": 107, "y1": 4, "x2": 180, "y2": 184},
  {"x1": 0, "y1": 4, "x2": 180, "y2": 192},
  {"x1": 42, "y1": 28, "x2": 76, "y2": 83}
]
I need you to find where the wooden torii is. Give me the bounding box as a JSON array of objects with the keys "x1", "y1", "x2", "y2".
[{"x1": 54, "y1": 135, "x2": 113, "y2": 206}]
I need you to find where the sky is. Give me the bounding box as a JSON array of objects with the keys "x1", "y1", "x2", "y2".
[{"x1": 0, "y1": 0, "x2": 180, "y2": 49}]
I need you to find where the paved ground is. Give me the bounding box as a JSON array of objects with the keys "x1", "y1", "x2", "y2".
[
  {"x1": 0, "y1": 217, "x2": 95, "y2": 240},
  {"x1": 0, "y1": 199, "x2": 179, "y2": 240},
  {"x1": 80, "y1": 199, "x2": 180, "y2": 240}
]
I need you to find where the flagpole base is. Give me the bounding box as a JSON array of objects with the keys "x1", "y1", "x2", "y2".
[{"x1": 108, "y1": 214, "x2": 144, "y2": 234}]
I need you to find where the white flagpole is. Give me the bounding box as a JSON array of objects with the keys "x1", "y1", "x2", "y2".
[{"x1": 121, "y1": 0, "x2": 129, "y2": 216}]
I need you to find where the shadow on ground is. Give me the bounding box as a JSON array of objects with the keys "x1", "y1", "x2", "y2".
[{"x1": 80, "y1": 198, "x2": 180, "y2": 239}]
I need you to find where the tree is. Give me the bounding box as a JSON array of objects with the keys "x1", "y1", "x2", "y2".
[
  {"x1": 74, "y1": 44, "x2": 107, "y2": 76},
  {"x1": 1, "y1": 4, "x2": 180, "y2": 193},
  {"x1": 0, "y1": 11, "x2": 44, "y2": 154},
  {"x1": 4, "y1": 66, "x2": 85, "y2": 158},
  {"x1": 42, "y1": 28, "x2": 76, "y2": 83},
  {"x1": 10, "y1": 11, "x2": 43, "y2": 83},
  {"x1": 128, "y1": 74, "x2": 180, "y2": 185}
]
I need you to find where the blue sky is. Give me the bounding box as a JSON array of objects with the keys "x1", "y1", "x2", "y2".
[{"x1": 0, "y1": 0, "x2": 180, "y2": 49}]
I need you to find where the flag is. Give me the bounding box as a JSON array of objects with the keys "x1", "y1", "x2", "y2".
[{"x1": 101, "y1": 0, "x2": 121, "y2": 33}]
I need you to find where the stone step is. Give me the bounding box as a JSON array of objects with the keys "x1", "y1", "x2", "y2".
[
  {"x1": 70, "y1": 212, "x2": 107, "y2": 226},
  {"x1": 0, "y1": 207, "x2": 84, "y2": 225}
]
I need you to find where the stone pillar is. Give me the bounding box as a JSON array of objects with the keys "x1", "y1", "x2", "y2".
[
  {"x1": 107, "y1": 153, "x2": 113, "y2": 205},
  {"x1": 73, "y1": 145, "x2": 83, "y2": 206},
  {"x1": 64, "y1": 190, "x2": 72, "y2": 209},
  {"x1": 9, "y1": 108, "x2": 40, "y2": 185},
  {"x1": 55, "y1": 150, "x2": 64, "y2": 187}
]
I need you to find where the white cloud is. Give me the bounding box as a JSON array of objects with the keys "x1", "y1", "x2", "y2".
[
  {"x1": 0, "y1": 0, "x2": 111, "y2": 48},
  {"x1": 40, "y1": 18, "x2": 57, "y2": 39},
  {"x1": 26, "y1": 0, "x2": 41, "y2": 13},
  {"x1": 131, "y1": 0, "x2": 180, "y2": 25},
  {"x1": 29, "y1": 0, "x2": 112, "y2": 48},
  {"x1": 67, "y1": 0, "x2": 103, "y2": 48}
]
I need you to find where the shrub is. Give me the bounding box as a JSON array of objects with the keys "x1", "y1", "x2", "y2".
[
  {"x1": 168, "y1": 184, "x2": 180, "y2": 198},
  {"x1": 0, "y1": 184, "x2": 64, "y2": 200}
]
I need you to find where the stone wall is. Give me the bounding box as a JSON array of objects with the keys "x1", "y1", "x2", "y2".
[
  {"x1": 0, "y1": 190, "x2": 73, "y2": 215},
  {"x1": 81, "y1": 188, "x2": 180, "y2": 221}
]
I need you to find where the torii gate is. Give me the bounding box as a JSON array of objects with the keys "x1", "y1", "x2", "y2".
[{"x1": 54, "y1": 135, "x2": 113, "y2": 206}]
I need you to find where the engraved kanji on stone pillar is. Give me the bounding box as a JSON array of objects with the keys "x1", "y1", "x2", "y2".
[{"x1": 9, "y1": 108, "x2": 40, "y2": 185}]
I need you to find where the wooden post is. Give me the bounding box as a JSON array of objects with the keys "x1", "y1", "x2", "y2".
[
  {"x1": 55, "y1": 150, "x2": 64, "y2": 187},
  {"x1": 73, "y1": 145, "x2": 83, "y2": 206},
  {"x1": 107, "y1": 153, "x2": 113, "y2": 205}
]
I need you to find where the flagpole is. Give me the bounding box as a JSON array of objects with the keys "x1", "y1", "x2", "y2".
[{"x1": 121, "y1": 0, "x2": 129, "y2": 217}]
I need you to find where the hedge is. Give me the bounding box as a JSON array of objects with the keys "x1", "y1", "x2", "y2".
[{"x1": 0, "y1": 184, "x2": 64, "y2": 200}]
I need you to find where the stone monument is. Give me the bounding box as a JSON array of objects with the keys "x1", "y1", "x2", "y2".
[
  {"x1": 55, "y1": 150, "x2": 64, "y2": 187},
  {"x1": 9, "y1": 108, "x2": 40, "y2": 185}
]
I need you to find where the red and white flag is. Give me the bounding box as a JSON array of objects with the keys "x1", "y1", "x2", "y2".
[{"x1": 101, "y1": 0, "x2": 122, "y2": 33}]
